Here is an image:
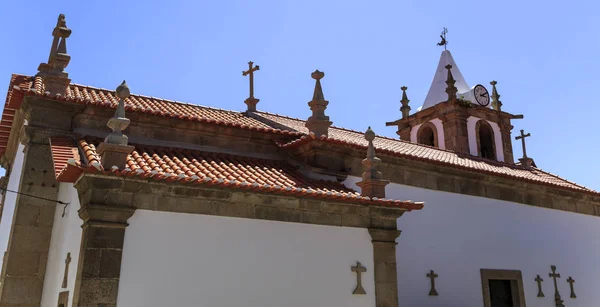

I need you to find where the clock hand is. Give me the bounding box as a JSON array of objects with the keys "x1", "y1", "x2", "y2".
[{"x1": 480, "y1": 93, "x2": 488, "y2": 97}]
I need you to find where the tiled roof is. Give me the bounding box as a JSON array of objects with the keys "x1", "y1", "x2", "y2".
[
  {"x1": 0, "y1": 75, "x2": 301, "y2": 156},
  {"x1": 52, "y1": 137, "x2": 422, "y2": 209},
  {"x1": 3, "y1": 75, "x2": 597, "y2": 196},
  {"x1": 250, "y1": 112, "x2": 598, "y2": 194}
]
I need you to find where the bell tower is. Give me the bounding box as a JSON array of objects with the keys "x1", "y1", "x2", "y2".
[{"x1": 386, "y1": 31, "x2": 523, "y2": 163}]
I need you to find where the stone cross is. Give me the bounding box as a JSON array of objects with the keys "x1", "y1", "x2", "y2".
[
  {"x1": 549, "y1": 265, "x2": 565, "y2": 307},
  {"x1": 535, "y1": 274, "x2": 545, "y2": 297},
  {"x1": 351, "y1": 261, "x2": 367, "y2": 295},
  {"x1": 567, "y1": 276, "x2": 576, "y2": 298},
  {"x1": 515, "y1": 129, "x2": 531, "y2": 158},
  {"x1": 427, "y1": 270, "x2": 439, "y2": 296},
  {"x1": 242, "y1": 61, "x2": 260, "y2": 99},
  {"x1": 61, "y1": 252, "x2": 71, "y2": 288}
]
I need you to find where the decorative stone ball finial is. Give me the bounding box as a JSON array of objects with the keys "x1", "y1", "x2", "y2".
[
  {"x1": 116, "y1": 80, "x2": 130, "y2": 99},
  {"x1": 365, "y1": 126, "x2": 375, "y2": 142},
  {"x1": 311, "y1": 70, "x2": 325, "y2": 80}
]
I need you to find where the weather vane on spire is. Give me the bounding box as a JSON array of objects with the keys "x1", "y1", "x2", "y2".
[{"x1": 437, "y1": 27, "x2": 448, "y2": 50}]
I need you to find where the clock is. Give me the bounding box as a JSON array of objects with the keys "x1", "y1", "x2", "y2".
[{"x1": 473, "y1": 84, "x2": 490, "y2": 106}]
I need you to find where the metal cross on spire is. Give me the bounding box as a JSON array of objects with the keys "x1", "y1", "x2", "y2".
[{"x1": 437, "y1": 27, "x2": 448, "y2": 50}]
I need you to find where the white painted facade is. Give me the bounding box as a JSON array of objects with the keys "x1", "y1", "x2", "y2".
[
  {"x1": 410, "y1": 118, "x2": 446, "y2": 150},
  {"x1": 40, "y1": 183, "x2": 83, "y2": 307},
  {"x1": 344, "y1": 175, "x2": 600, "y2": 307},
  {"x1": 117, "y1": 210, "x2": 376, "y2": 307},
  {"x1": 467, "y1": 116, "x2": 505, "y2": 162},
  {"x1": 0, "y1": 142, "x2": 25, "y2": 273}
]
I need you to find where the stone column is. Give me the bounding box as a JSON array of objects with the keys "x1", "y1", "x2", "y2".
[
  {"x1": 71, "y1": 204, "x2": 135, "y2": 307},
  {"x1": 0, "y1": 142, "x2": 58, "y2": 307},
  {"x1": 368, "y1": 228, "x2": 401, "y2": 307}
]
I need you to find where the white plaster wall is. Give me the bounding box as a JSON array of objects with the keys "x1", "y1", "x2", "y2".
[
  {"x1": 344, "y1": 175, "x2": 600, "y2": 307},
  {"x1": 429, "y1": 118, "x2": 445, "y2": 150},
  {"x1": 488, "y1": 120, "x2": 505, "y2": 162},
  {"x1": 118, "y1": 210, "x2": 375, "y2": 307},
  {"x1": 410, "y1": 123, "x2": 421, "y2": 143},
  {"x1": 410, "y1": 119, "x2": 445, "y2": 149},
  {"x1": 0, "y1": 142, "x2": 25, "y2": 272},
  {"x1": 40, "y1": 183, "x2": 83, "y2": 307},
  {"x1": 466, "y1": 116, "x2": 505, "y2": 162},
  {"x1": 467, "y1": 116, "x2": 479, "y2": 156}
]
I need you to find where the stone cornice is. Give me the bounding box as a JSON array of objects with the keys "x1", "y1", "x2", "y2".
[{"x1": 74, "y1": 175, "x2": 405, "y2": 230}]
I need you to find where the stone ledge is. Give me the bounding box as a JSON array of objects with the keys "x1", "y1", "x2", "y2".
[{"x1": 75, "y1": 175, "x2": 407, "y2": 230}]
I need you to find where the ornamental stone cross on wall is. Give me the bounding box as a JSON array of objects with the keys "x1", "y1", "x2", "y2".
[
  {"x1": 351, "y1": 261, "x2": 367, "y2": 295},
  {"x1": 535, "y1": 274, "x2": 545, "y2": 297},
  {"x1": 567, "y1": 276, "x2": 576, "y2": 298},
  {"x1": 427, "y1": 270, "x2": 439, "y2": 296},
  {"x1": 62, "y1": 252, "x2": 71, "y2": 288},
  {"x1": 549, "y1": 265, "x2": 565, "y2": 307}
]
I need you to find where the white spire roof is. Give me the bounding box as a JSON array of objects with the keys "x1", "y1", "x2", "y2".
[{"x1": 420, "y1": 50, "x2": 470, "y2": 111}]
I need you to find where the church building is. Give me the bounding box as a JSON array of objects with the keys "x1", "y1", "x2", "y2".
[{"x1": 0, "y1": 15, "x2": 597, "y2": 307}]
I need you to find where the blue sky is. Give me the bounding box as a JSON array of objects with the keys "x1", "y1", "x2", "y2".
[{"x1": 1, "y1": 0, "x2": 598, "y2": 190}]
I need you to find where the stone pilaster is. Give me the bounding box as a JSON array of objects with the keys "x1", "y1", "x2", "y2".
[
  {"x1": 499, "y1": 123, "x2": 515, "y2": 164},
  {"x1": 71, "y1": 203, "x2": 135, "y2": 307},
  {"x1": 368, "y1": 228, "x2": 401, "y2": 307},
  {"x1": 441, "y1": 112, "x2": 469, "y2": 154},
  {"x1": 397, "y1": 125, "x2": 411, "y2": 142},
  {"x1": 0, "y1": 143, "x2": 58, "y2": 307}
]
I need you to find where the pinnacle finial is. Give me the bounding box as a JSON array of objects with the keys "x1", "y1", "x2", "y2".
[
  {"x1": 305, "y1": 70, "x2": 331, "y2": 137},
  {"x1": 490, "y1": 80, "x2": 502, "y2": 111},
  {"x1": 311, "y1": 70, "x2": 325, "y2": 101},
  {"x1": 400, "y1": 86, "x2": 411, "y2": 119},
  {"x1": 445, "y1": 64, "x2": 457, "y2": 102},
  {"x1": 356, "y1": 126, "x2": 389, "y2": 198},
  {"x1": 104, "y1": 80, "x2": 131, "y2": 146},
  {"x1": 36, "y1": 14, "x2": 72, "y2": 95}
]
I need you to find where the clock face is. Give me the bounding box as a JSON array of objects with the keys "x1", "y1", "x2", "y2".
[{"x1": 474, "y1": 84, "x2": 490, "y2": 106}]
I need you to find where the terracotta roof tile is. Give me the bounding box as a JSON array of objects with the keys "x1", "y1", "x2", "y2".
[
  {"x1": 49, "y1": 136, "x2": 83, "y2": 183},
  {"x1": 2, "y1": 75, "x2": 596, "y2": 196},
  {"x1": 54, "y1": 137, "x2": 421, "y2": 210},
  {"x1": 251, "y1": 111, "x2": 598, "y2": 195}
]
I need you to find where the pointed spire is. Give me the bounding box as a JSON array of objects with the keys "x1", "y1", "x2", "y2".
[
  {"x1": 96, "y1": 81, "x2": 135, "y2": 170},
  {"x1": 356, "y1": 127, "x2": 389, "y2": 198},
  {"x1": 400, "y1": 86, "x2": 411, "y2": 119},
  {"x1": 421, "y1": 50, "x2": 470, "y2": 110},
  {"x1": 37, "y1": 14, "x2": 72, "y2": 95},
  {"x1": 490, "y1": 80, "x2": 503, "y2": 111},
  {"x1": 445, "y1": 64, "x2": 458, "y2": 102},
  {"x1": 305, "y1": 70, "x2": 332, "y2": 137}
]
